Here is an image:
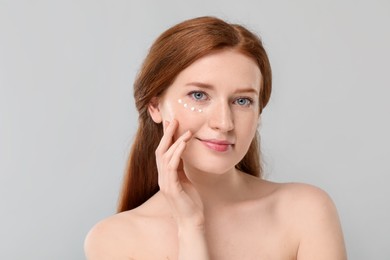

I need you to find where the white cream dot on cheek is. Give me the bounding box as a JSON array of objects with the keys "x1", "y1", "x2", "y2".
[{"x1": 177, "y1": 99, "x2": 203, "y2": 113}]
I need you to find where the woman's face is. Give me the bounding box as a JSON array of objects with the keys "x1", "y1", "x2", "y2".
[{"x1": 153, "y1": 49, "x2": 262, "y2": 174}]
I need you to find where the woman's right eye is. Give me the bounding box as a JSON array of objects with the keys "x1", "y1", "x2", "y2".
[{"x1": 189, "y1": 91, "x2": 208, "y2": 101}]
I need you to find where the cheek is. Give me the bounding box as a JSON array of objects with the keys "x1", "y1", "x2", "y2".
[
  {"x1": 235, "y1": 111, "x2": 259, "y2": 137},
  {"x1": 172, "y1": 100, "x2": 206, "y2": 139}
]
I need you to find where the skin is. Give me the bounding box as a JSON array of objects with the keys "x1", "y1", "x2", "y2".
[{"x1": 84, "y1": 50, "x2": 347, "y2": 259}]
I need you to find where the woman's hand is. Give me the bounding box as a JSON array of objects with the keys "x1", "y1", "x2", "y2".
[
  {"x1": 155, "y1": 119, "x2": 204, "y2": 228},
  {"x1": 156, "y1": 119, "x2": 210, "y2": 259}
]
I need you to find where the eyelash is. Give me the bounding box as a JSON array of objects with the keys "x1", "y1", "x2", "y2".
[{"x1": 187, "y1": 91, "x2": 254, "y2": 107}]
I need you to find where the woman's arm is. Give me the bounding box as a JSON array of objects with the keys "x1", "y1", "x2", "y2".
[
  {"x1": 294, "y1": 185, "x2": 347, "y2": 260},
  {"x1": 177, "y1": 222, "x2": 209, "y2": 260},
  {"x1": 156, "y1": 119, "x2": 210, "y2": 259}
]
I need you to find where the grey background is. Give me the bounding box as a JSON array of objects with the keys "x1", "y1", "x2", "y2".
[{"x1": 1, "y1": 0, "x2": 389, "y2": 259}]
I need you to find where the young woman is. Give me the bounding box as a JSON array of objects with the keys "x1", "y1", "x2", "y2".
[{"x1": 84, "y1": 16, "x2": 347, "y2": 259}]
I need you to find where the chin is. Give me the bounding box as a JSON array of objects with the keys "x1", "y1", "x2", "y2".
[
  {"x1": 181, "y1": 147, "x2": 242, "y2": 175},
  {"x1": 182, "y1": 159, "x2": 235, "y2": 175}
]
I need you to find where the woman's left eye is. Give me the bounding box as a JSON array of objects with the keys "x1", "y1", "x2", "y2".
[{"x1": 235, "y1": 97, "x2": 253, "y2": 107}]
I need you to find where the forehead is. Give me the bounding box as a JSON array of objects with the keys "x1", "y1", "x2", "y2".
[{"x1": 169, "y1": 49, "x2": 262, "y2": 92}]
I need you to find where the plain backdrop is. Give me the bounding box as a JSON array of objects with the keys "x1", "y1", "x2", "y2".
[{"x1": 1, "y1": 0, "x2": 389, "y2": 259}]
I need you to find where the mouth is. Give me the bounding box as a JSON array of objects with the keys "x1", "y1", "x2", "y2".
[{"x1": 196, "y1": 138, "x2": 234, "y2": 152}]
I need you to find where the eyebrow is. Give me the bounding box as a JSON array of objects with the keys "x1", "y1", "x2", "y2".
[{"x1": 185, "y1": 82, "x2": 259, "y2": 95}]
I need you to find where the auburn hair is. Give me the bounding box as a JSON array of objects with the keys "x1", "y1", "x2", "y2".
[{"x1": 117, "y1": 16, "x2": 272, "y2": 212}]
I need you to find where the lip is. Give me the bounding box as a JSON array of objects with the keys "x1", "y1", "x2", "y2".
[{"x1": 197, "y1": 138, "x2": 234, "y2": 152}]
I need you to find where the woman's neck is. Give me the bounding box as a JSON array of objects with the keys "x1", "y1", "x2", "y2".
[{"x1": 182, "y1": 163, "x2": 247, "y2": 209}]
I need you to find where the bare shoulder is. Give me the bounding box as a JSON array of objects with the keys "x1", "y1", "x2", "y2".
[
  {"x1": 84, "y1": 210, "x2": 141, "y2": 260},
  {"x1": 247, "y1": 177, "x2": 336, "y2": 209},
  {"x1": 252, "y1": 180, "x2": 341, "y2": 228},
  {"x1": 268, "y1": 182, "x2": 341, "y2": 230},
  {"x1": 269, "y1": 182, "x2": 347, "y2": 260},
  {"x1": 274, "y1": 182, "x2": 337, "y2": 210},
  {"x1": 84, "y1": 193, "x2": 175, "y2": 260}
]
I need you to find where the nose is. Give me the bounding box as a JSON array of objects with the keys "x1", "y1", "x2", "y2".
[{"x1": 208, "y1": 101, "x2": 234, "y2": 132}]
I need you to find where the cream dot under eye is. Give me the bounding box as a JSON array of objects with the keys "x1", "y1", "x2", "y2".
[{"x1": 177, "y1": 99, "x2": 202, "y2": 113}]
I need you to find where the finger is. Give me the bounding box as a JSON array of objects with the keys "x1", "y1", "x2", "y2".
[
  {"x1": 164, "y1": 140, "x2": 187, "y2": 190},
  {"x1": 157, "y1": 130, "x2": 191, "y2": 186},
  {"x1": 164, "y1": 120, "x2": 170, "y2": 130},
  {"x1": 168, "y1": 140, "x2": 187, "y2": 170},
  {"x1": 162, "y1": 130, "x2": 192, "y2": 162},
  {"x1": 156, "y1": 119, "x2": 178, "y2": 155}
]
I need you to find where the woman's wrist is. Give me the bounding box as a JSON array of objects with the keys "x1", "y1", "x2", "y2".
[
  {"x1": 177, "y1": 220, "x2": 210, "y2": 260},
  {"x1": 177, "y1": 215, "x2": 206, "y2": 235}
]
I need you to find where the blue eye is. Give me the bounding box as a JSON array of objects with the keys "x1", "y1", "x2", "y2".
[
  {"x1": 189, "y1": 91, "x2": 207, "y2": 101},
  {"x1": 235, "y1": 97, "x2": 252, "y2": 107}
]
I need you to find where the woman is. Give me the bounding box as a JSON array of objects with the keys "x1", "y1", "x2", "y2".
[{"x1": 85, "y1": 16, "x2": 347, "y2": 259}]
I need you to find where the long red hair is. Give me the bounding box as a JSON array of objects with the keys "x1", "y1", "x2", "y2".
[{"x1": 117, "y1": 16, "x2": 272, "y2": 212}]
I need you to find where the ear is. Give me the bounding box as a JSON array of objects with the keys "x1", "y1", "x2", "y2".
[{"x1": 148, "y1": 97, "x2": 162, "y2": 123}]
